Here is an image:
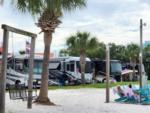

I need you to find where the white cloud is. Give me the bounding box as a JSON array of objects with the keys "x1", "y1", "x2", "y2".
[{"x1": 1, "y1": 0, "x2": 150, "y2": 54}]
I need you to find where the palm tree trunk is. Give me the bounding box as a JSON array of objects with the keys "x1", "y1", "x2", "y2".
[
  {"x1": 80, "y1": 53, "x2": 86, "y2": 84},
  {"x1": 132, "y1": 59, "x2": 136, "y2": 81},
  {"x1": 92, "y1": 67, "x2": 96, "y2": 83},
  {"x1": 36, "y1": 32, "x2": 54, "y2": 105}
]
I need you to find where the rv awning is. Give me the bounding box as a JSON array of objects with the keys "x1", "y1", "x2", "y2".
[
  {"x1": 121, "y1": 69, "x2": 138, "y2": 75},
  {"x1": 49, "y1": 63, "x2": 60, "y2": 69}
]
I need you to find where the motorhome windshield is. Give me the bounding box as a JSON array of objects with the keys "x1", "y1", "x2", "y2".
[
  {"x1": 33, "y1": 60, "x2": 42, "y2": 74},
  {"x1": 8, "y1": 58, "x2": 43, "y2": 75},
  {"x1": 76, "y1": 61, "x2": 92, "y2": 73},
  {"x1": 111, "y1": 61, "x2": 122, "y2": 73}
]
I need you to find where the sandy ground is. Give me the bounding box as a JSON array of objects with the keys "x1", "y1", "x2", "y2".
[{"x1": 5, "y1": 88, "x2": 150, "y2": 113}]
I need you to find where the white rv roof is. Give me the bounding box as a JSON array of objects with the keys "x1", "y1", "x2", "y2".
[
  {"x1": 66, "y1": 56, "x2": 90, "y2": 61},
  {"x1": 9, "y1": 55, "x2": 91, "y2": 61},
  {"x1": 50, "y1": 56, "x2": 91, "y2": 62},
  {"x1": 12, "y1": 54, "x2": 43, "y2": 60}
]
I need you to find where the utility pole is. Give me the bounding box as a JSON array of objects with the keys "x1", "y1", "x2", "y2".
[
  {"x1": 27, "y1": 36, "x2": 36, "y2": 109},
  {"x1": 139, "y1": 19, "x2": 143, "y2": 89},
  {"x1": 106, "y1": 45, "x2": 110, "y2": 103},
  {"x1": 139, "y1": 19, "x2": 146, "y2": 89}
]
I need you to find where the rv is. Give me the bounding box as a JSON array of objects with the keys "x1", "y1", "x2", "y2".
[
  {"x1": 49, "y1": 57, "x2": 93, "y2": 84},
  {"x1": 0, "y1": 55, "x2": 28, "y2": 88},
  {"x1": 5, "y1": 55, "x2": 93, "y2": 87},
  {"x1": 6, "y1": 55, "x2": 43, "y2": 87},
  {"x1": 92, "y1": 59, "x2": 122, "y2": 82}
]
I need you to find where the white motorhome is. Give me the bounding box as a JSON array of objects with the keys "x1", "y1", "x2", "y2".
[
  {"x1": 0, "y1": 55, "x2": 28, "y2": 88},
  {"x1": 6, "y1": 67, "x2": 28, "y2": 86},
  {"x1": 49, "y1": 56, "x2": 93, "y2": 83},
  {"x1": 4, "y1": 55, "x2": 93, "y2": 87},
  {"x1": 6, "y1": 55, "x2": 43, "y2": 87}
]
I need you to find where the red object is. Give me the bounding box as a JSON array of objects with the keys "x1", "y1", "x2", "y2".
[
  {"x1": 34, "y1": 53, "x2": 54, "y2": 58},
  {"x1": 0, "y1": 47, "x2": 3, "y2": 53}
]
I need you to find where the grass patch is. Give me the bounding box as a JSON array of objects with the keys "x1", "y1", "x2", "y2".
[{"x1": 48, "y1": 81, "x2": 139, "y2": 90}]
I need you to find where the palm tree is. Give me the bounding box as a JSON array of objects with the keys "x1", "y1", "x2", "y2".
[
  {"x1": 11, "y1": 0, "x2": 86, "y2": 105},
  {"x1": 126, "y1": 43, "x2": 140, "y2": 80},
  {"x1": 126, "y1": 43, "x2": 140, "y2": 63},
  {"x1": 66, "y1": 32, "x2": 99, "y2": 84},
  {"x1": 96, "y1": 42, "x2": 106, "y2": 59},
  {"x1": 59, "y1": 49, "x2": 69, "y2": 57},
  {"x1": 0, "y1": 0, "x2": 3, "y2": 4}
]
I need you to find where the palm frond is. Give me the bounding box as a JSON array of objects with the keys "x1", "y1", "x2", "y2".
[
  {"x1": 66, "y1": 31, "x2": 98, "y2": 57},
  {"x1": 0, "y1": 0, "x2": 3, "y2": 5},
  {"x1": 13, "y1": 0, "x2": 86, "y2": 17}
]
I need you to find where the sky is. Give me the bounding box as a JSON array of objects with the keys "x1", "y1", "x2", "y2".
[{"x1": 1, "y1": 0, "x2": 150, "y2": 55}]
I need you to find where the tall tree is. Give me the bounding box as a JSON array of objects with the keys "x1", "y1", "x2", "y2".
[
  {"x1": 126, "y1": 43, "x2": 140, "y2": 63},
  {"x1": 87, "y1": 42, "x2": 106, "y2": 59},
  {"x1": 11, "y1": 0, "x2": 86, "y2": 105},
  {"x1": 109, "y1": 43, "x2": 118, "y2": 59},
  {"x1": 59, "y1": 49, "x2": 68, "y2": 57},
  {"x1": 115, "y1": 45, "x2": 126, "y2": 62},
  {"x1": 143, "y1": 45, "x2": 150, "y2": 79},
  {"x1": 126, "y1": 43, "x2": 140, "y2": 79},
  {"x1": 0, "y1": 0, "x2": 3, "y2": 4},
  {"x1": 66, "y1": 31, "x2": 98, "y2": 84},
  {"x1": 109, "y1": 43, "x2": 127, "y2": 62},
  {"x1": 97, "y1": 42, "x2": 106, "y2": 59}
]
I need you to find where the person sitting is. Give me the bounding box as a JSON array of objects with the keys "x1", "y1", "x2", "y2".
[
  {"x1": 124, "y1": 84, "x2": 140, "y2": 102},
  {"x1": 113, "y1": 84, "x2": 140, "y2": 103},
  {"x1": 15, "y1": 80, "x2": 21, "y2": 89},
  {"x1": 124, "y1": 84, "x2": 134, "y2": 97},
  {"x1": 113, "y1": 85, "x2": 125, "y2": 98},
  {"x1": 117, "y1": 86, "x2": 125, "y2": 97}
]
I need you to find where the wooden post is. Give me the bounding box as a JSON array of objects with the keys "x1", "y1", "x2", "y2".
[
  {"x1": 139, "y1": 19, "x2": 143, "y2": 89},
  {"x1": 27, "y1": 36, "x2": 36, "y2": 108},
  {"x1": 106, "y1": 45, "x2": 110, "y2": 103},
  {"x1": 0, "y1": 29, "x2": 9, "y2": 113}
]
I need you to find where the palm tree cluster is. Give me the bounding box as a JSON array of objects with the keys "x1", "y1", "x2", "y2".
[
  {"x1": 60, "y1": 38, "x2": 141, "y2": 63},
  {"x1": 61, "y1": 36, "x2": 150, "y2": 80}
]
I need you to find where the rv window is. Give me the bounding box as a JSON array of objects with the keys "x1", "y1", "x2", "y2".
[
  {"x1": 111, "y1": 62, "x2": 122, "y2": 73},
  {"x1": 76, "y1": 61, "x2": 92, "y2": 73},
  {"x1": 85, "y1": 62, "x2": 92, "y2": 73},
  {"x1": 70, "y1": 63, "x2": 74, "y2": 72},
  {"x1": 34, "y1": 61, "x2": 42, "y2": 74},
  {"x1": 67, "y1": 64, "x2": 70, "y2": 71},
  {"x1": 76, "y1": 61, "x2": 81, "y2": 73}
]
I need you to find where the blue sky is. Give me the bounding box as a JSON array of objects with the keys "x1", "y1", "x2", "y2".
[{"x1": 1, "y1": 0, "x2": 150, "y2": 55}]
